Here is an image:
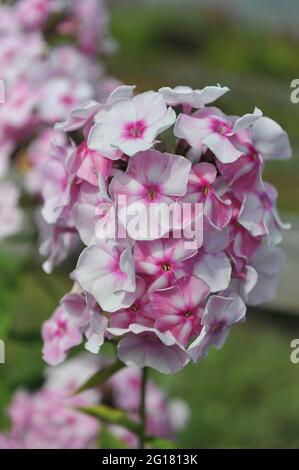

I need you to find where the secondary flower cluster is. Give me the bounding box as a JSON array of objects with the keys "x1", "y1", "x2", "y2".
[
  {"x1": 0, "y1": 355, "x2": 189, "y2": 449},
  {"x1": 41, "y1": 84, "x2": 291, "y2": 373},
  {"x1": 0, "y1": 0, "x2": 117, "y2": 241}
]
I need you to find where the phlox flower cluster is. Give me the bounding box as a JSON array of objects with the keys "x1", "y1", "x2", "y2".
[
  {"x1": 41, "y1": 84, "x2": 291, "y2": 374},
  {"x1": 0, "y1": 355, "x2": 189, "y2": 449},
  {"x1": 0, "y1": 0, "x2": 117, "y2": 240}
]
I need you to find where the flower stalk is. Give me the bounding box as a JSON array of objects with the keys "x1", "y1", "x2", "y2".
[{"x1": 139, "y1": 367, "x2": 148, "y2": 449}]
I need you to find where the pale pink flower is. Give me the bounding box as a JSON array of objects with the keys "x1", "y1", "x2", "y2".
[
  {"x1": 238, "y1": 182, "x2": 290, "y2": 245},
  {"x1": 134, "y1": 238, "x2": 197, "y2": 291},
  {"x1": 38, "y1": 77, "x2": 93, "y2": 123},
  {"x1": 88, "y1": 90, "x2": 176, "y2": 158},
  {"x1": 61, "y1": 292, "x2": 108, "y2": 354},
  {"x1": 151, "y1": 276, "x2": 210, "y2": 346},
  {"x1": 109, "y1": 149, "x2": 191, "y2": 238},
  {"x1": 42, "y1": 305, "x2": 83, "y2": 366},
  {"x1": 25, "y1": 128, "x2": 66, "y2": 194},
  {"x1": 174, "y1": 106, "x2": 262, "y2": 163},
  {"x1": 181, "y1": 162, "x2": 232, "y2": 229},
  {"x1": 16, "y1": 0, "x2": 52, "y2": 30},
  {"x1": 109, "y1": 324, "x2": 190, "y2": 374},
  {"x1": 188, "y1": 290, "x2": 246, "y2": 361},
  {"x1": 41, "y1": 141, "x2": 76, "y2": 224},
  {"x1": 110, "y1": 277, "x2": 154, "y2": 329},
  {"x1": 75, "y1": 240, "x2": 136, "y2": 312}
]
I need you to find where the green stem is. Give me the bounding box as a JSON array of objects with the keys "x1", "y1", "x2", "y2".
[{"x1": 139, "y1": 367, "x2": 148, "y2": 449}]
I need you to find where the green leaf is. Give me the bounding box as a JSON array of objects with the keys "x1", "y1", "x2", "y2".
[
  {"x1": 146, "y1": 437, "x2": 177, "y2": 449},
  {"x1": 77, "y1": 404, "x2": 141, "y2": 435},
  {"x1": 74, "y1": 360, "x2": 124, "y2": 395},
  {"x1": 99, "y1": 425, "x2": 129, "y2": 449}
]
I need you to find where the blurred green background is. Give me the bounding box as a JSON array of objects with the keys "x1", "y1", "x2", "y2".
[{"x1": 1, "y1": 0, "x2": 299, "y2": 448}]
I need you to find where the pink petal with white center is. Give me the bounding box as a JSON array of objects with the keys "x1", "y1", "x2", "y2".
[
  {"x1": 115, "y1": 149, "x2": 191, "y2": 197},
  {"x1": 134, "y1": 238, "x2": 197, "y2": 278},
  {"x1": 150, "y1": 276, "x2": 208, "y2": 345},
  {"x1": 89, "y1": 90, "x2": 175, "y2": 158}
]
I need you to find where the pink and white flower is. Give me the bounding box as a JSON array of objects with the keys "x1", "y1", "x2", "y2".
[
  {"x1": 134, "y1": 238, "x2": 197, "y2": 291},
  {"x1": 42, "y1": 305, "x2": 83, "y2": 366},
  {"x1": 188, "y1": 290, "x2": 246, "y2": 361},
  {"x1": 38, "y1": 78, "x2": 93, "y2": 123},
  {"x1": 109, "y1": 149, "x2": 191, "y2": 238},
  {"x1": 38, "y1": 83, "x2": 291, "y2": 375},
  {"x1": 151, "y1": 275, "x2": 210, "y2": 346},
  {"x1": 181, "y1": 162, "x2": 232, "y2": 229},
  {"x1": 174, "y1": 107, "x2": 262, "y2": 163},
  {"x1": 88, "y1": 90, "x2": 176, "y2": 158},
  {"x1": 110, "y1": 324, "x2": 190, "y2": 374},
  {"x1": 75, "y1": 240, "x2": 136, "y2": 312}
]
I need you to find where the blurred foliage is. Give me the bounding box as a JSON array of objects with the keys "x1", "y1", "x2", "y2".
[{"x1": 106, "y1": 3, "x2": 299, "y2": 213}]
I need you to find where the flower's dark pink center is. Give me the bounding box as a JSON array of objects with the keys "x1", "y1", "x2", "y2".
[
  {"x1": 212, "y1": 119, "x2": 231, "y2": 136},
  {"x1": 56, "y1": 319, "x2": 68, "y2": 337},
  {"x1": 250, "y1": 148, "x2": 259, "y2": 161},
  {"x1": 124, "y1": 120, "x2": 146, "y2": 139},
  {"x1": 131, "y1": 302, "x2": 139, "y2": 312},
  {"x1": 147, "y1": 189, "x2": 157, "y2": 200},
  {"x1": 162, "y1": 262, "x2": 171, "y2": 272},
  {"x1": 184, "y1": 310, "x2": 193, "y2": 318},
  {"x1": 60, "y1": 94, "x2": 76, "y2": 107},
  {"x1": 261, "y1": 193, "x2": 272, "y2": 210},
  {"x1": 209, "y1": 320, "x2": 226, "y2": 335}
]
